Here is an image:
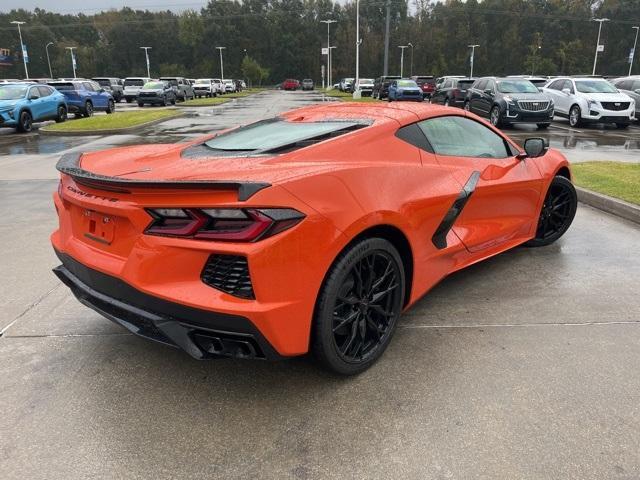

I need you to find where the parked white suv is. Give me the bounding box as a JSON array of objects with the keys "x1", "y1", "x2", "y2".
[
  {"x1": 123, "y1": 77, "x2": 151, "y2": 103},
  {"x1": 212, "y1": 78, "x2": 224, "y2": 95},
  {"x1": 193, "y1": 78, "x2": 217, "y2": 98},
  {"x1": 542, "y1": 77, "x2": 635, "y2": 128},
  {"x1": 222, "y1": 79, "x2": 236, "y2": 93}
]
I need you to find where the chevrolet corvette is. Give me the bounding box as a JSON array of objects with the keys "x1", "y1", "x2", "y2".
[{"x1": 51, "y1": 102, "x2": 577, "y2": 375}]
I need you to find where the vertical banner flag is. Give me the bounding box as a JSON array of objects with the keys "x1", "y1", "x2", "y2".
[{"x1": 22, "y1": 44, "x2": 28, "y2": 63}]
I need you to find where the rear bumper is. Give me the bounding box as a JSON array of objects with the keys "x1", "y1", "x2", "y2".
[{"x1": 53, "y1": 250, "x2": 283, "y2": 360}]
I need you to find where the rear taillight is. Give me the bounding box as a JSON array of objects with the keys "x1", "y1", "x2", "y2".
[{"x1": 145, "y1": 208, "x2": 304, "y2": 242}]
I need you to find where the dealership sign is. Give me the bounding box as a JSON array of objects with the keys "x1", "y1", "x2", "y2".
[{"x1": 0, "y1": 48, "x2": 13, "y2": 66}]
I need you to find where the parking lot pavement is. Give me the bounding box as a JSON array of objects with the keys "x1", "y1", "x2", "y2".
[{"x1": 1, "y1": 90, "x2": 639, "y2": 479}]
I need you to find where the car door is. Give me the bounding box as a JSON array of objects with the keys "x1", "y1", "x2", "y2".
[
  {"x1": 388, "y1": 81, "x2": 397, "y2": 99},
  {"x1": 557, "y1": 80, "x2": 575, "y2": 114},
  {"x1": 417, "y1": 114, "x2": 544, "y2": 252},
  {"x1": 26, "y1": 86, "x2": 48, "y2": 120},
  {"x1": 476, "y1": 79, "x2": 496, "y2": 117},
  {"x1": 541, "y1": 79, "x2": 564, "y2": 113},
  {"x1": 468, "y1": 79, "x2": 486, "y2": 115},
  {"x1": 37, "y1": 86, "x2": 57, "y2": 118}
]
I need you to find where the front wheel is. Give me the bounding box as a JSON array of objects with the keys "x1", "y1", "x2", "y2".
[
  {"x1": 569, "y1": 105, "x2": 582, "y2": 127},
  {"x1": 17, "y1": 110, "x2": 33, "y2": 133},
  {"x1": 106, "y1": 99, "x2": 115, "y2": 114},
  {"x1": 311, "y1": 238, "x2": 405, "y2": 375},
  {"x1": 526, "y1": 175, "x2": 577, "y2": 247},
  {"x1": 55, "y1": 105, "x2": 67, "y2": 123},
  {"x1": 83, "y1": 101, "x2": 93, "y2": 118},
  {"x1": 490, "y1": 105, "x2": 502, "y2": 127}
]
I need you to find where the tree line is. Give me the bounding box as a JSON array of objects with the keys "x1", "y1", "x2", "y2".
[{"x1": 1, "y1": 0, "x2": 640, "y2": 83}]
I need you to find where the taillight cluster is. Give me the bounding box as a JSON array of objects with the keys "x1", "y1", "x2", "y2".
[{"x1": 144, "y1": 208, "x2": 304, "y2": 242}]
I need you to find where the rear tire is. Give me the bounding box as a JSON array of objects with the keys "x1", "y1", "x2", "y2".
[
  {"x1": 311, "y1": 238, "x2": 405, "y2": 375},
  {"x1": 126, "y1": 98, "x2": 132, "y2": 103},
  {"x1": 138, "y1": 102, "x2": 144, "y2": 107},
  {"x1": 106, "y1": 99, "x2": 115, "y2": 114},
  {"x1": 526, "y1": 176, "x2": 577, "y2": 247},
  {"x1": 83, "y1": 101, "x2": 93, "y2": 118},
  {"x1": 17, "y1": 110, "x2": 32, "y2": 133},
  {"x1": 55, "y1": 105, "x2": 67, "y2": 123}
]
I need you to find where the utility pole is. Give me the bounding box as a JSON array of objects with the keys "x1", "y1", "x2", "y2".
[
  {"x1": 592, "y1": 18, "x2": 609, "y2": 76},
  {"x1": 353, "y1": 0, "x2": 361, "y2": 98},
  {"x1": 140, "y1": 46, "x2": 152, "y2": 78},
  {"x1": 408, "y1": 42, "x2": 414, "y2": 76},
  {"x1": 630, "y1": 26, "x2": 640, "y2": 76},
  {"x1": 468, "y1": 44, "x2": 479, "y2": 78},
  {"x1": 65, "y1": 47, "x2": 77, "y2": 79},
  {"x1": 383, "y1": 0, "x2": 391, "y2": 76},
  {"x1": 45, "y1": 42, "x2": 53, "y2": 78},
  {"x1": 398, "y1": 45, "x2": 408, "y2": 77},
  {"x1": 320, "y1": 19, "x2": 336, "y2": 90},
  {"x1": 216, "y1": 46, "x2": 226, "y2": 79},
  {"x1": 10, "y1": 21, "x2": 29, "y2": 79}
]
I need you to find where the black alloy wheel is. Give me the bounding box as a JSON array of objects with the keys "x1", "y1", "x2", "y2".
[
  {"x1": 55, "y1": 105, "x2": 67, "y2": 123},
  {"x1": 17, "y1": 110, "x2": 33, "y2": 132},
  {"x1": 526, "y1": 175, "x2": 577, "y2": 247},
  {"x1": 312, "y1": 238, "x2": 405, "y2": 375},
  {"x1": 490, "y1": 106, "x2": 502, "y2": 127},
  {"x1": 83, "y1": 101, "x2": 93, "y2": 118}
]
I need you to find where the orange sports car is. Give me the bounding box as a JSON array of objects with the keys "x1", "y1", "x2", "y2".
[{"x1": 51, "y1": 102, "x2": 577, "y2": 375}]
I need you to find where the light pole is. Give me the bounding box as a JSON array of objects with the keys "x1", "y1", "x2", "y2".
[
  {"x1": 65, "y1": 46, "x2": 77, "y2": 79},
  {"x1": 140, "y1": 46, "x2": 152, "y2": 78},
  {"x1": 216, "y1": 46, "x2": 226, "y2": 80},
  {"x1": 353, "y1": 0, "x2": 361, "y2": 98},
  {"x1": 398, "y1": 45, "x2": 408, "y2": 77},
  {"x1": 407, "y1": 42, "x2": 414, "y2": 76},
  {"x1": 592, "y1": 18, "x2": 609, "y2": 76},
  {"x1": 468, "y1": 44, "x2": 479, "y2": 78},
  {"x1": 630, "y1": 26, "x2": 640, "y2": 76},
  {"x1": 10, "y1": 21, "x2": 29, "y2": 79},
  {"x1": 320, "y1": 19, "x2": 336, "y2": 90},
  {"x1": 45, "y1": 42, "x2": 53, "y2": 78},
  {"x1": 531, "y1": 44, "x2": 541, "y2": 76}
]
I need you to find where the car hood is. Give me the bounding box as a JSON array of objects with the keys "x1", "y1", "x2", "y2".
[
  {"x1": 0, "y1": 100, "x2": 20, "y2": 108},
  {"x1": 140, "y1": 89, "x2": 164, "y2": 94},
  {"x1": 579, "y1": 92, "x2": 632, "y2": 102}
]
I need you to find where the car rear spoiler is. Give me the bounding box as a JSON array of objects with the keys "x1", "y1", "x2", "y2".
[{"x1": 55, "y1": 152, "x2": 270, "y2": 201}]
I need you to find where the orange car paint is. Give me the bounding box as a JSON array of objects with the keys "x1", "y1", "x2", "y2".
[{"x1": 51, "y1": 102, "x2": 570, "y2": 356}]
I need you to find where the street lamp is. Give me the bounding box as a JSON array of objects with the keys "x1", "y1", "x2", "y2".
[
  {"x1": 630, "y1": 26, "x2": 640, "y2": 76},
  {"x1": 407, "y1": 42, "x2": 414, "y2": 77},
  {"x1": 353, "y1": 0, "x2": 361, "y2": 98},
  {"x1": 140, "y1": 46, "x2": 152, "y2": 78},
  {"x1": 320, "y1": 19, "x2": 336, "y2": 90},
  {"x1": 468, "y1": 44, "x2": 480, "y2": 78},
  {"x1": 398, "y1": 45, "x2": 408, "y2": 77},
  {"x1": 65, "y1": 46, "x2": 77, "y2": 79},
  {"x1": 592, "y1": 18, "x2": 609, "y2": 75},
  {"x1": 10, "y1": 21, "x2": 29, "y2": 79},
  {"x1": 45, "y1": 42, "x2": 53, "y2": 78},
  {"x1": 216, "y1": 46, "x2": 226, "y2": 79},
  {"x1": 531, "y1": 43, "x2": 541, "y2": 76}
]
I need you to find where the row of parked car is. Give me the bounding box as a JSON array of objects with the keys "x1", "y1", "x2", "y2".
[
  {"x1": 342, "y1": 73, "x2": 638, "y2": 129},
  {"x1": 0, "y1": 75, "x2": 249, "y2": 132}
]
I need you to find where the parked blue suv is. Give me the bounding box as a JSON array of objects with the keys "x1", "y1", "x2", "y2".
[
  {"x1": 0, "y1": 82, "x2": 68, "y2": 132},
  {"x1": 48, "y1": 80, "x2": 115, "y2": 117}
]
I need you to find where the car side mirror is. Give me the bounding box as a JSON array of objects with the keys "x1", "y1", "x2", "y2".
[
  {"x1": 484, "y1": 88, "x2": 493, "y2": 95},
  {"x1": 520, "y1": 137, "x2": 549, "y2": 159},
  {"x1": 562, "y1": 88, "x2": 571, "y2": 95}
]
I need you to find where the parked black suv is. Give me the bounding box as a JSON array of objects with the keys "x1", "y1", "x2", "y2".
[
  {"x1": 464, "y1": 77, "x2": 554, "y2": 129},
  {"x1": 372, "y1": 76, "x2": 401, "y2": 100},
  {"x1": 430, "y1": 77, "x2": 476, "y2": 108},
  {"x1": 92, "y1": 77, "x2": 124, "y2": 102}
]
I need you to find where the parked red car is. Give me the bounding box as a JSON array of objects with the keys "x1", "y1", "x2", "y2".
[
  {"x1": 282, "y1": 79, "x2": 300, "y2": 91},
  {"x1": 411, "y1": 76, "x2": 437, "y2": 99}
]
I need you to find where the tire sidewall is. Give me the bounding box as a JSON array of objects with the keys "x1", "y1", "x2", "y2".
[
  {"x1": 527, "y1": 175, "x2": 577, "y2": 247},
  {"x1": 312, "y1": 238, "x2": 405, "y2": 375},
  {"x1": 18, "y1": 110, "x2": 32, "y2": 132}
]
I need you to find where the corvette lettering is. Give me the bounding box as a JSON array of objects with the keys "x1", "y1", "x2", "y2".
[{"x1": 66, "y1": 185, "x2": 118, "y2": 203}]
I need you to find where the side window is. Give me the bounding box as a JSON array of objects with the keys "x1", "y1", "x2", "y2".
[
  {"x1": 443, "y1": 80, "x2": 452, "y2": 89},
  {"x1": 563, "y1": 80, "x2": 574, "y2": 94},
  {"x1": 547, "y1": 79, "x2": 562, "y2": 90},
  {"x1": 82, "y1": 82, "x2": 95, "y2": 92},
  {"x1": 395, "y1": 123, "x2": 433, "y2": 153},
  {"x1": 28, "y1": 86, "x2": 40, "y2": 99},
  {"x1": 38, "y1": 86, "x2": 52, "y2": 97},
  {"x1": 418, "y1": 116, "x2": 511, "y2": 159},
  {"x1": 475, "y1": 79, "x2": 487, "y2": 91},
  {"x1": 486, "y1": 80, "x2": 496, "y2": 93}
]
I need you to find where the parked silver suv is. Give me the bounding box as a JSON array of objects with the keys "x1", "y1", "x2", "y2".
[{"x1": 159, "y1": 77, "x2": 195, "y2": 102}]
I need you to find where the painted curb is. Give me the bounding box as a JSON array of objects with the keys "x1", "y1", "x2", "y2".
[
  {"x1": 577, "y1": 186, "x2": 640, "y2": 225},
  {"x1": 39, "y1": 111, "x2": 185, "y2": 136}
]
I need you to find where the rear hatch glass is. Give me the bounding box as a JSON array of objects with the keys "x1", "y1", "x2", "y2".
[
  {"x1": 457, "y1": 80, "x2": 475, "y2": 90},
  {"x1": 49, "y1": 82, "x2": 76, "y2": 90},
  {"x1": 124, "y1": 79, "x2": 144, "y2": 86}
]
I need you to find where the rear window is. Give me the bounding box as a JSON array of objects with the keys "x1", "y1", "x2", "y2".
[
  {"x1": 204, "y1": 119, "x2": 364, "y2": 153},
  {"x1": 195, "y1": 79, "x2": 210, "y2": 83},
  {"x1": 398, "y1": 80, "x2": 418, "y2": 88},
  {"x1": 457, "y1": 80, "x2": 475, "y2": 89},
  {"x1": 124, "y1": 79, "x2": 144, "y2": 86},
  {"x1": 414, "y1": 77, "x2": 435, "y2": 85},
  {"x1": 49, "y1": 82, "x2": 76, "y2": 91},
  {"x1": 94, "y1": 79, "x2": 111, "y2": 87}
]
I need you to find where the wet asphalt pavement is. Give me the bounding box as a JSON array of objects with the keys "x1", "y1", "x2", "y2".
[{"x1": 1, "y1": 90, "x2": 639, "y2": 479}]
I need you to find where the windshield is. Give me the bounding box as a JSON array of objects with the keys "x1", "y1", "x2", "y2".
[
  {"x1": 195, "y1": 79, "x2": 210, "y2": 83},
  {"x1": 360, "y1": 78, "x2": 374, "y2": 84},
  {"x1": 49, "y1": 82, "x2": 76, "y2": 91},
  {"x1": 143, "y1": 82, "x2": 164, "y2": 89},
  {"x1": 0, "y1": 85, "x2": 28, "y2": 100},
  {"x1": 398, "y1": 80, "x2": 418, "y2": 88},
  {"x1": 94, "y1": 79, "x2": 111, "y2": 87},
  {"x1": 124, "y1": 79, "x2": 144, "y2": 86},
  {"x1": 497, "y1": 80, "x2": 539, "y2": 93},
  {"x1": 575, "y1": 80, "x2": 618, "y2": 93},
  {"x1": 457, "y1": 80, "x2": 475, "y2": 89},
  {"x1": 205, "y1": 119, "x2": 361, "y2": 152}
]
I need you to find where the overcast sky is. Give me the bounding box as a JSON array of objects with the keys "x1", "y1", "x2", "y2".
[{"x1": 2, "y1": 0, "x2": 210, "y2": 14}]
